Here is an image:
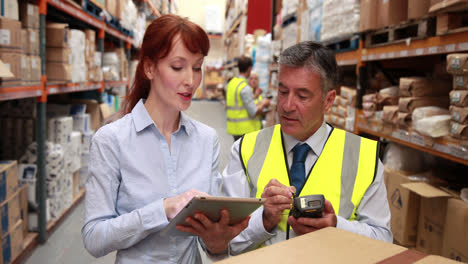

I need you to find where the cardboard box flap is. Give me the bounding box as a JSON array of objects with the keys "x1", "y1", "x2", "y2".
[
  {"x1": 402, "y1": 182, "x2": 452, "y2": 198},
  {"x1": 415, "y1": 255, "x2": 461, "y2": 263},
  {"x1": 217, "y1": 227, "x2": 408, "y2": 264},
  {"x1": 429, "y1": 0, "x2": 468, "y2": 14},
  {"x1": 0, "y1": 59, "x2": 14, "y2": 78}
]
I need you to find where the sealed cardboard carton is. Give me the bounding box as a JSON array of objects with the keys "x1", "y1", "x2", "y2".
[
  {"x1": 46, "y1": 62, "x2": 72, "y2": 82},
  {"x1": 46, "y1": 47, "x2": 71, "y2": 63},
  {"x1": 0, "y1": 17, "x2": 21, "y2": 49},
  {"x1": 442, "y1": 198, "x2": 468, "y2": 262},
  {"x1": 360, "y1": 0, "x2": 378, "y2": 31},
  {"x1": 217, "y1": 227, "x2": 459, "y2": 264},
  {"x1": 408, "y1": 0, "x2": 431, "y2": 19},
  {"x1": 0, "y1": 189, "x2": 21, "y2": 236},
  {"x1": 1, "y1": 220, "x2": 23, "y2": 264},
  {"x1": 18, "y1": 185, "x2": 28, "y2": 237},
  {"x1": 402, "y1": 182, "x2": 451, "y2": 255},
  {"x1": 0, "y1": 161, "x2": 18, "y2": 203},
  {"x1": 0, "y1": 49, "x2": 22, "y2": 86},
  {"x1": 19, "y1": 2, "x2": 39, "y2": 29},
  {"x1": 46, "y1": 23, "x2": 70, "y2": 48},
  {"x1": 380, "y1": 0, "x2": 408, "y2": 28}
]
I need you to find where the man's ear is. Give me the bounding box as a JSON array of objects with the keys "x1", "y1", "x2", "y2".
[
  {"x1": 323, "y1": 89, "x2": 336, "y2": 112},
  {"x1": 143, "y1": 58, "x2": 155, "y2": 80}
]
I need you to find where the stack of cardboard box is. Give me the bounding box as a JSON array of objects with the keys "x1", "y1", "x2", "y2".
[
  {"x1": 0, "y1": 17, "x2": 22, "y2": 86},
  {"x1": 326, "y1": 86, "x2": 356, "y2": 132},
  {"x1": 19, "y1": 2, "x2": 41, "y2": 86},
  {"x1": 447, "y1": 54, "x2": 468, "y2": 140},
  {"x1": 0, "y1": 161, "x2": 25, "y2": 264},
  {"x1": 84, "y1": 30, "x2": 102, "y2": 82},
  {"x1": 46, "y1": 23, "x2": 72, "y2": 82}
]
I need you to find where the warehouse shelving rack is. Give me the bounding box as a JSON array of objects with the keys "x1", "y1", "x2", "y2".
[
  {"x1": 333, "y1": 31, "x2": 468, "y2": 166},
  {"x1": 0, "y1": 0, "x2": 165, "y2": 262}
]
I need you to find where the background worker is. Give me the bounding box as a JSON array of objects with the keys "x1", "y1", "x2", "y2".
[{"x1": 225, "y1": 56, "x2": 271, "y2": 141}]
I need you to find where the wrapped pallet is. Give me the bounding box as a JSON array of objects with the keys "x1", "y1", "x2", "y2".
[{"x1": 320, "y1": 0, "x2": 360, "y2": 42}]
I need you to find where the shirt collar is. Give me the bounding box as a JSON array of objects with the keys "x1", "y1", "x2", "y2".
[
  {"x1": 131, "y1": 99, "x2": 193, "y2": 136},
  {"x1": 132, "y1": 99, "x2": 154, "y2": 132},
  {"x1": 282, "y1": 121, "x2": 330, "y2": 157}
]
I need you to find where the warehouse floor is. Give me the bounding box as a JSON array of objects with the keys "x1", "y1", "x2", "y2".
[{"x1": 25, "y1": 100, "x2": 232, "y2": 264}]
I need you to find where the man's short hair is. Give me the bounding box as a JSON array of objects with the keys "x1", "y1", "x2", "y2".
[
  {"x1": 237, "y1": 56, "x2": 253, "y2": 73},
  {"x1": 279, "y1": 41, "x2": 340, "y2": 95}
]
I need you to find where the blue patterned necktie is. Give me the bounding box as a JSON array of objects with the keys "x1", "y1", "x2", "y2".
[{"x1": 291, "y1": 143, "x2": 311, "y2": 193}]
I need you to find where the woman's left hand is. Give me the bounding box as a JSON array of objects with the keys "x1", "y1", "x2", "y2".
[{"x1": 176, "y1": 209, "x2": 250, "y2": 254}]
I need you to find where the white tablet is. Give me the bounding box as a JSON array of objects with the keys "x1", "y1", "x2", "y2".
[{"x1": 160, "y1": 196, "x2": 265, "y2": 237}]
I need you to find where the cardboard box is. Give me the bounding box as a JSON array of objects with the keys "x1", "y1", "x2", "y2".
[
  {"x1": 19, "y1": 2, "x2": 39, "y2": 29},
  {"x1": 217, "y1": 227, "x2": 459, "y2": 264},
  {"x1": 0, "y1": 49, "x2": 22, "y2": 85},
  {"x1": 46, "y1": 47, "x2": 71, "y2": 63},
  {"x1": 46, "y1": 23, "x2": 70, "y2": 48},
  {"x1": 442, "y1": 198, "x2": 468, "y2": 262},
  {"x1": 105, "y1": 0, "x2": 117, "y2": 17},
  {"x1": 46, "y1": 62, "x2": 72, "y2": 82},
  {"x1": 379, "y1": 0, "x2": 409, "y2": 28},
  {"x1": 0, "y1": 17, "x2": 22, "y2": 49},
  {"x1": 0, "y1": 161, "x2": 19, "y2": 204},
  {"x1": 360, "y1": 0, "x2": 378, "y2": 31},
  {"x1": 385, "y1": 168, "x2": 422, "y2": 246},
  {"x1": 2, "y1": 0, "x2": 19, "y2": 20},
  {"x1": 408, "y1": 0, "x2": 431, "y2": 19},
  {"x1": 403, "y1": 182, "x2": 451, "y2": 255},
  {"x1": 18, "y1": 185, "x2": 28, "y2": 238},
  {"x1": 1, "y1": 220, "x2": 23, "y2": 264},
  {"x1": 30, "y1": 55, "x2": 41, "y2": 82},
  {"x1": 0, "y1": 188, "x2": 21, "y2": 236},
  {"x1": 26, "y1": 29, "x2": 39, "y2": 55}
]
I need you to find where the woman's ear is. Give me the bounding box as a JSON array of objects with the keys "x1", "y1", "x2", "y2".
[{"x1": 143, "y1": 58, "x2": 155, "y2": 80}]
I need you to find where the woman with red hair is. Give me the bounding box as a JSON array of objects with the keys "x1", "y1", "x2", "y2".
[{"x1": 82, "y1": 15, "x2": 247, "y2": 263}]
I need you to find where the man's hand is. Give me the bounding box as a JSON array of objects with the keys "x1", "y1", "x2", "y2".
[
  {"x1": 287, "y1": 199, "x2": 337, "y2": 235},
  {"x1": 176, "y1": 209, "x2": 250, "y2": 254},
  {"x1": 261, "y1": 179, "x2": 295, "y2": 232},
  {"x1": 163, "y1": 189, "x2": 209, "y2": 220}
]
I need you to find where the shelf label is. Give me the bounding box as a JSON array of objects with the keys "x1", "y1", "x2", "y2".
[
  {"x1": 433, "y1": 143, "x2": 449, "y2": 154},
  {"x1": 458, "y1": 42, "x2": 468, "y2": 51},
  {"x1": 400, "y1": 50, "x2": 408, "y2": 57},
  {"x1": 49, "y1": 88, "x2": 58, "y2": 94},
  {"x1": 0, "y1": 29, "x2": 11, "y2": 45},
  {"x1": 411, "y1": 134, "x2": 425, "y2": 146},
  {"x1": 392, "y1": 129, "x2": 410, "y2": 142},
  {"x1": 428, "y1": 47, "x2": 438, "y2": 54},
  {"x1": 416, "y1": 48, "x2": 424, "y2": 55},
  {"x1": 388, "y1": 52, "x2": 395, "y2": 58},
  {"x1": 447, "y1": 144, "x2": 468, "y2": 160},
  {"x1": 445, "y1": 44, "x2": 456, "y2": 52}
]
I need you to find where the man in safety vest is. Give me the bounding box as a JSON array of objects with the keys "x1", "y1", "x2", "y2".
[
  {"x1": 226, "y1": 56, "x2": 270, "y2": 141},
  {"x1": 221, "y1": 41, "x2": 392, "y2": 254}
]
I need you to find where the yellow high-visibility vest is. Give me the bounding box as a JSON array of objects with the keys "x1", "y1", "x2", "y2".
[
  {"x1": 226, "y1": 77, "x2": 261, "y2": 136},
  {"x1": 239, "y1": 124, "x2": 378, "y2": 232}
]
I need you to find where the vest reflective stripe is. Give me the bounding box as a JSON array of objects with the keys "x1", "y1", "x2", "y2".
[
  {"x1": 226, "y1": 77, "x2": 261, "y2": 135},
  {"x1": 240, "y1": 124, "x2": 378, "y2": 232}
]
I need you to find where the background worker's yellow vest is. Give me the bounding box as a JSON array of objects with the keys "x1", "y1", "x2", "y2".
[
  {"x1": 226, "y1": 77, "x2": 261, "y2": 135},
  {"x1": 240, "y1": 125, "x2": 379, "y2": 232}
]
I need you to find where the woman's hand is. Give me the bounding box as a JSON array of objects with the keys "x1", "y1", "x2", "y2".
[
  {"x1": 163, "y1": 189, "x2": 209, "y2": 220},
  {"x1": 176, "y1": 209, "x2": 250, "y2": 254}
]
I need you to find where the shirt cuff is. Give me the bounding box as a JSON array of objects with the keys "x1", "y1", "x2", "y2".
[
  {"x1": 139, "y1": 198, "x2": 169, "y2": 231},
  {"x1": 245, "y1": 208, "x2": 275, "y2": 243}
]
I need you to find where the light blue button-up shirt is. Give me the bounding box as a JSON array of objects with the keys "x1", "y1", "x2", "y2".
[{"x1": 82, "y1": 99, "x2": 222, "y2": 263}]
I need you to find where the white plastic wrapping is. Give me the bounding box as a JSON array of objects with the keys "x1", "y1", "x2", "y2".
[
  {"x1": 320, "y1": 0, "x2": 360, "y2": 42},
  {"x1": 413, "y1": 115, "x2": 451, "y2": 138},
  {"x1": 383, "y1": 142, "x2": 427, "y2": 172},
  {"x1": 70, "y1": 29, "x2": 87, "y2": 83}
]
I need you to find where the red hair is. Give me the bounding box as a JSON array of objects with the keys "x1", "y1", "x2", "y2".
[{"x1": 123, "y1": 14, "x2": 210, "y2": 114}]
